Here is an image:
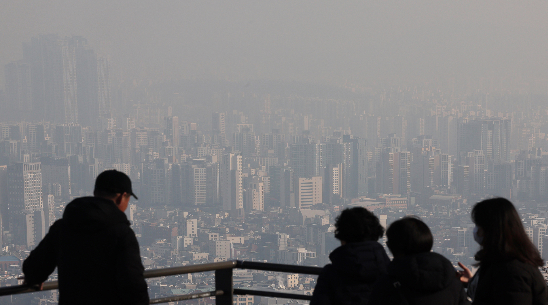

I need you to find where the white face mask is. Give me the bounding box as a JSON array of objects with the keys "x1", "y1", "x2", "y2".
[{"x1": 473, "y1": 226, "x2": 483, "y2": 245}]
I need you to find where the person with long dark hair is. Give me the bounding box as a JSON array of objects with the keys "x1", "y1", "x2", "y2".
[
  {"x1": 311, "y1": 207, "x2": 390, "y2": 305},
  {"x1": 456, "y1": 198, "x2": 547, "y2": 304}
]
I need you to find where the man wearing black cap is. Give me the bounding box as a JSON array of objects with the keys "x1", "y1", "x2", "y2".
[{"x1": 22, "y1": 170, "x2": 149, "y2": 305}]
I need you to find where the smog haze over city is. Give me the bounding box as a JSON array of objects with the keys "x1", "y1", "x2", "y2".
[{"x1": 0, "y1": 1, "x2": 547, "y2": 303}]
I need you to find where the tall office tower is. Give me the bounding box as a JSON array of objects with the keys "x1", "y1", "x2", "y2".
[
  {"x1": 323, "y1": 164, "x2": 342, "y2": 205},
  {"x1": 4, "y1": 61, "x2": 33, "y2": 121},
  {"x1": 21, "y1": 35, "x2": 108, "y2": 125},
  {"x1": 294, "y1": 176, "x2": 323, "y2": 209},
  {"x1": 41, "y1": 157, "x2": 71, "y2": 201},
  {"x1": 7, "y1": 161, "x2": 45, "y2": 248},
  {"x1": 244, "y1": 177, "x2": 264, "y2": 212},
  {"x1": 142, "y1": 159, "x2": 171, "y2": 206},
  {"x1": 165, "y1": 116, "x2": 180, "y2": 149},
  {"x1": 96, "y1": 57, "x2": 112, "y2": 127},
  {"x1": 411, "y1": 152, "x2": 434, "y2": 193},
  {"x1": 72, "y1": 37, "x2": 96, "y2": 126},
  {"x1": 467, "y1": 150, "x2": 486, "y2": 195},
  {"x1": 221, "y1": 153, "x2": 243, "y2": 211},
  {"x1": 392, "y1": 151, "x2": 412, "y2": 195},
  {"x1": 60, "y1": 37, "x2": 80, "y2": 124},
  {"x1": 23, "y1": 34, "x2": 64, "y2": 122},
  {"x1": 342, "y1": 136, "x2": 359, "y2": 199},
  {"x1": 437, "y1": 116, "x2": 458, "y2": 155},
  {"x1": 458, "y1": 118, "x2": 511, "y2": 164},
  {"x1": 290, "y1": 142, "x2": 320, "y2": 178},
  {"x1": 433, "y1": 154, "x2": 452, "y2": 188},
  {"x1": 212, "y1": 112, "x2": 226, "y2": 146}
]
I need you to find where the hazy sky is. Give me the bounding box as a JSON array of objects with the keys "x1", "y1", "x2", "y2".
[{"x1": 0, "y1": 0, "x2": 547, "y2": 90}]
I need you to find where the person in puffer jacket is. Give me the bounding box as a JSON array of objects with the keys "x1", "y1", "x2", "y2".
[
  {"x1": 369, "y1": 217, "x2": 470, "y2": 305},
  {"x1": 311, "y1": 207, "x2": 390, "y2": 305}
]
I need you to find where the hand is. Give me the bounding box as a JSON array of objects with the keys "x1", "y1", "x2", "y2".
[
  {"x1": 22, "y1": 280, "x2": 44, "y2": 291},
  {"x1": 456, "y1": 262, "x2": 473, "y2": 284}
]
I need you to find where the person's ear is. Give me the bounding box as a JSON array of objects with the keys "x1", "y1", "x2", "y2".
[{"x1": 114, "y1": 193, "x2": 123, "y2": 205}]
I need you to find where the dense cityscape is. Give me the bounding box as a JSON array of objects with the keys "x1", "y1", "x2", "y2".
[{"x1": 0, "y1": 32, "x2": 547, "y2": 304}]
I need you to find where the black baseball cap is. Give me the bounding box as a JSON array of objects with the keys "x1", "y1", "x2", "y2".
[{"x1": 94, "y1": 170, "x2": 138, "y2": 200}]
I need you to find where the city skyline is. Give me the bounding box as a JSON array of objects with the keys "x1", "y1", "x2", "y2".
[{"x1": 0, "y1": 2, "x2": 546, "y2": 303}]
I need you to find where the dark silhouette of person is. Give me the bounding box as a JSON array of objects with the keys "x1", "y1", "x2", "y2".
[
  {"x1": 23, "y1": 170, "x2": 149, "y2": 305},
  {"x1": 456, "y1": 198, "x2": 547, "y2": 305},
  {"x1": 369, "y1": 216, "x2": 470, "y2": 305},
  {"x1": 311, "y1": 207, "x2": 390, "y2": 305}
]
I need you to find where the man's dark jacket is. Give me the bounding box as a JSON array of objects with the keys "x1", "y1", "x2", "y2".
[
  {"x1": 368, "y1": 252, "x2": 470, "y2": 305},
  {"x1": 471, "y1": 259, "x2": 547, "y2": 305},
  {"x1": 23, "y1": 197, "x2": 149, "y2": 305},
  {"x1": 310, "y1": 241, "x2": 391, "y2": 305}
]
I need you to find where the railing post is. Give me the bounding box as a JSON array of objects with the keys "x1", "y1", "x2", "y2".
[{"x1": 215, "y1": 268, "x2": 233, "y2": 305}]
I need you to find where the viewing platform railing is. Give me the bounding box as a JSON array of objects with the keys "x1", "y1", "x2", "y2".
[{"x1": 0, "y1": 260, "x2": 323, "y2": 304}]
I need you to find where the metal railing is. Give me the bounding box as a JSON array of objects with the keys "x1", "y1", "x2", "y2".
[{"x1": 0, "y1": 260, "x2": 323, "y2": 304}]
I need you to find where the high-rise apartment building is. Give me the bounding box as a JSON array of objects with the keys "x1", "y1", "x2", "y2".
[
  {"x1": 323, "y1": 164, "x2": 342, "y2": 205},
  {"x1": 212, "y1": 112, "x2": 226, "y2": 146},
  {"x1": 393, "y1": 151, "x2": 412, "y2": 195},
  {"x1": 244, "y1": 178, "x2": 264, "y2": 212},
  {"x1": 181, "y1": 160, "x2": 207, "y2": 206},
  {"x1": 8, "y1": 162, "x2": 43, "y2": 212},
  {"x1": 7, "y1": 161, "x2": 44, "y2": 248},
  {"x1": 467, "y1": 150, "x2": 486, "y2": 195},
  {"x1": 142, "y1": 159, "x2": 171, "y2": 206},
  {"x1": 433, "y1": 154, "x2": 452, "y2": 188},
  {"x1": 458, "y1": 118, "x2": 511, "y2": 164},
  {"x1": 221, "y1": 153, "x2": 243, "y2": 211},
  {"x1": 15, "y1": 35, "x2": 110, "y2": 126}
]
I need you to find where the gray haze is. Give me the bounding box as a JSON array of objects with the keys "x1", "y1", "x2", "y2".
[{"x1": 0, "y1": 0, "x2": 547, "y2": 91}]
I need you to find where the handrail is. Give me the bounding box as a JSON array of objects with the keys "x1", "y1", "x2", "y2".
[
  {"x1": 0, "y1": 260, "x2": 322, "y2": 304},
  {"x1": 236, "y1": 260, "x2": 323, "y2": 275},
  {"x1": 144, "y1": 260, "x2": 238, "y2": 278}
]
